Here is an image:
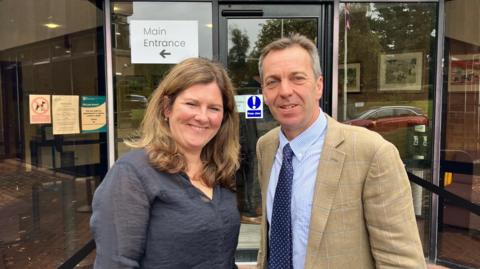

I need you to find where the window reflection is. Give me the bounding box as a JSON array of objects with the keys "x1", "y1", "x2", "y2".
[
  {"x1": 439, "y1": 0, "x2": 480, "y2": 267},
  {"x1": 111, "y1": 2, "x2": 213, "y2": 158},
  {"x1": 0, "y1": 1, "x2": 105, "y2": 268},
  {"x1": 346, "y1": 105, "x2": 429, "y2": 133},
  {"x1": 338, "y1": 2, "x2": 437, "y2": 257}
]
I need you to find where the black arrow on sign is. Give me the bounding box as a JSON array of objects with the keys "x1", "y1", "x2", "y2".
[{"x1": 159, "y1": 49, "x2": 171, "y2": 58}]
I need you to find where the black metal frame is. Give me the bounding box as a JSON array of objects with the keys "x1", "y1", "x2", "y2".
[
  {"x1": 58, "y1": 240, "x2": 96, "y2": 269},
  {"x1": 217, "y1": 2, "x2": 333, "y2": 113}
]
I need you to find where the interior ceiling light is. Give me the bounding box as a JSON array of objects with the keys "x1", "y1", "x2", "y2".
[{"x1": 44, "y1": 23, "x2": 60, "y2": 29}]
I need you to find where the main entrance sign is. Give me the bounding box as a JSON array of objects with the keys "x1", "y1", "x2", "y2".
[{"x1": 129, "y1": 20, "x2": 198, "y2": 64}]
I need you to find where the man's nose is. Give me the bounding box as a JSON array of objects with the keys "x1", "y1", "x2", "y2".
[{"x1": 278, "y1": 80, "x2": 293, "y2": 96}]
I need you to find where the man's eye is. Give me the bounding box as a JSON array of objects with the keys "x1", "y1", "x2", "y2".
[
  {"x1": 265, "y1": 80, "x2": 278, "y2": 87},
  {"x1": 293, "y1": 76, "x2": 306, "y2": 82}
]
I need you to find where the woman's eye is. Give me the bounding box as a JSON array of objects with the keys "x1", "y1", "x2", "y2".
[{"x1": 210, "y1": 107, "x2": 221, "y2": 112}]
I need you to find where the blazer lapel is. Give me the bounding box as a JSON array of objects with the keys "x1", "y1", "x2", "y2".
[
  {"x1": 258, "y1": 128, "x2": 280, "y2": 268},
  {"x1": 304, "y1": 116, "x2": 346, "y2": 269},
  {"x1": 260, "y1": 129, "x2": 279, "y2": 192}
]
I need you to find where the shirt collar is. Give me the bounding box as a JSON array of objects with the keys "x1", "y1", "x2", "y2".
[{"x1": 278, "y1": 110, "x2": 327, "y2": 161}]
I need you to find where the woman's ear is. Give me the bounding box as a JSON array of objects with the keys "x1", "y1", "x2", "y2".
[
  {"x1": 163, "y1": 108, "x2": 170, "y2": 118},
  {"x1": 163, "y1": 96, "x2": 171, "y2": 118}
]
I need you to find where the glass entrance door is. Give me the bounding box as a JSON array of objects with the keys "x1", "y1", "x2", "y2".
[
  {"x1": 218, "y1": 3, "x2": 331, "y2": 261},
  {"x1": 0, "y1": 1, "x2": 107, "y2": 268}
]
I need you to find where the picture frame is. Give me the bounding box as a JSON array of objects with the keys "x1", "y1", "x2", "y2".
[
  {"x1": 378, "y1": 52, "x2": 423, "y2": 91},
  {"x1": 339, "y1": 63, "x2": 361, "y2": 93},
  {"x1": 448, "y1": 54, "x2": 480, "y2": 92}
]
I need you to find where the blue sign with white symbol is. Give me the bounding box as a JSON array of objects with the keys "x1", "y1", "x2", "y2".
[{"x1": 245, "y1": 95, "x2": 263, "y2": 119}]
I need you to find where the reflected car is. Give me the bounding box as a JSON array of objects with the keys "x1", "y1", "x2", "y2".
[
  {"x1": 125, "y1": 94, "x2": 148, "y2": 108},
  {"x1": 345, "y1": 106, "x2": 429, "y2": 132},
  {"x1": 116, "y1": 94, "x2": 148, "y2": 124}
]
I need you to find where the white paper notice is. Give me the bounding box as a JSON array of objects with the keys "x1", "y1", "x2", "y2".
[
  {"x1": 234, "y1": 95, "x2": 246, "y2": 113},
  {"x1": 29, "y1": 94, "x2": 51, "y2": 124},
  {"x1": 52, "y1": 95, "x2": 80, "y2": 135},
  {"x1": 130, "y1": 20, "x2": 198, "y2": 64}
]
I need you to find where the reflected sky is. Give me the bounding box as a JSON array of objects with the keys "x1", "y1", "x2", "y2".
[{"x1": 228, "y1": 19, "x2": 265, "y2": 55}]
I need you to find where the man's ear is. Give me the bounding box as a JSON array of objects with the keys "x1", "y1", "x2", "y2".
[{"x1": 315, "y1": 76, "x2": 324, "y2": 100}]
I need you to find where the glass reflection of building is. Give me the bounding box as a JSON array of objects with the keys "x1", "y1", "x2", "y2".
[{"x1": 0, "y1": 0, "x2": 479, "y2": 268}]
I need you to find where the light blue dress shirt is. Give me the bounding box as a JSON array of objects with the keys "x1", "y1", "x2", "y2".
[{"x1": 266, "y1": 111, "x2": 327, "y2": 269}]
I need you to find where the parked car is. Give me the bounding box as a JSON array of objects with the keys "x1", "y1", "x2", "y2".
[{"x1": 345, "y1": 106, "x2": 429, "y2": 133}]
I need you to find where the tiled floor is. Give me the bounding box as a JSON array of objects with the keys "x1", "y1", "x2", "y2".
[
  {"x1": 0, "y1": 159, "x2": 94, "y2": 268},
  {"x1": 438, "y1": 226, "x2": 480, "y2": 268}
]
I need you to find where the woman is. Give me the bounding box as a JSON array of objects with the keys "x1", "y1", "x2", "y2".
[{"x1": 90, "y1": 58, "x2": 240, "y2": 268}]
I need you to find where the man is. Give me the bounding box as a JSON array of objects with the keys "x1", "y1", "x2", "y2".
[{"x1": 256, "y1": 34, "x2": 426, "y2": 269}]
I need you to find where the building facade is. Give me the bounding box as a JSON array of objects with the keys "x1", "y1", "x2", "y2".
[{"x1": 0, "y1": 0, "x2": 479, "y2": 268}]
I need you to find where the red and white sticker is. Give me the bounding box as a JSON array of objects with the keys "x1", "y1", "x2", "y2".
[{"x1": 29, "y1": 94, "x2": 51, "y2": 124}]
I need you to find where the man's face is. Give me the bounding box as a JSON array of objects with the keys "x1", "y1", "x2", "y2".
[{"x1": 261, "y1": 45, "x2": 323, "y2": 140}]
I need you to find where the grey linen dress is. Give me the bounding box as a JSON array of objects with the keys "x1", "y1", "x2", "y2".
[{"x1": 90, "y1": 149, "x2": 240, "y2": 269}]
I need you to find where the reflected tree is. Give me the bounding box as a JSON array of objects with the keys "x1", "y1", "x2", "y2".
[
  {"x1": 227, "y1": 28, "x2": 250, "y2": 88},
  {"x1": 339, "y1": 3, "x2": 436, "y2": 106},
  {"x1": 253, "y1": 19, "x2": 317, "y2": 56},
  {"x1": 246, "y1": 19, "x2": 317, "y2": 87},
  {"x1": 338, "y1": 3, "x2": 437, "y2": 153},
  {"x1": 368, "y1": 3, "x2": 436, "y2": 53},
  {"x1": 340, "y1": 3, "x2": 435, "y2": 57},
  {"x1": 339, "y1": 4, "x2": 383, "y2": 103}
]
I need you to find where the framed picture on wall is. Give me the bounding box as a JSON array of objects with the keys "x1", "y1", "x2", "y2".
[
  {"x1": 448, "y1": 54, "x2": 480, "y2": 92},
  {"x1": 339, "y1": 63, "x2": 361, "y2": 93},
  {"x1": 378, "y1": 52, "x2": 423, "y2": 91}
]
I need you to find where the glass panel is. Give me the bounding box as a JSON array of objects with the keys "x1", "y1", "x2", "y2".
[
  {"x1": 338, "y1": 3, "x2": 438, "y2": 257},
  {"x1": 0, "y1": 0, "x2": 105, "y2": 268},
  {"x1": 407, "y1": 184, "x2": 444, "y2": 266},
  {"x1": 227, "y1": 18, "x2": 317, "y2": 261},
  {"x1": 440, "y1": 0, "x2": 480, "y2": 267},
  {"x1": 111, "y1": 1, "x2": 213, "y2": 158}
]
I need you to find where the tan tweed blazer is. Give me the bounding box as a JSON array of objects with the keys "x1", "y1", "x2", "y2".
[{"x1": 256, "y1": 115, "x2": 426, "y2": 269}]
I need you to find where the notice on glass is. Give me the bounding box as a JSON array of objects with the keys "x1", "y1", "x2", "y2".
[
  {"x1": 81, "y1": 96, "x2": 106, "y2": 133},
  {"x1": 129, "y1": 20, "x2": 198, "y2": 64},
  {"x1": 29, "y1": 94, "x2": 51, "y2": 124},
  {"x1": 52, "y1": 95, "x2": 80, "y2": 135},
  {"x1": 234, "y1": 95, "x2": 246, "y2": 113}
]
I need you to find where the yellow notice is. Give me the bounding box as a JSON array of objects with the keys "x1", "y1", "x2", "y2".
[
  {"x1": 29, "y1": 94, "x2": 51, "y2": 124},
  {"x1": 52, "y1": 95, "x2": 80, "y2": 135}
]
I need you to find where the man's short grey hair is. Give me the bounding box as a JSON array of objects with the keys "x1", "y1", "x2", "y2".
[{"x1": 258, "y1": 34, "x2": 323, "y2": 80}]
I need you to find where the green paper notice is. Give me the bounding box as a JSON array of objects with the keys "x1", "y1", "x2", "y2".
[{"x1": 81, "y1": 96, "x2": 106, "y2": 133}]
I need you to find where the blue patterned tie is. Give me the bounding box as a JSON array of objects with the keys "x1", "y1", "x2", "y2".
[{"x1": 268, "y1": 143, "x2": 294, "y2": 269}]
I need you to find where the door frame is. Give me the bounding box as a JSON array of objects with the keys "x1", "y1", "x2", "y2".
[
  {"x1": 217, "y1": 3, "x2": 334, "y2": 113},
  {"x1": 100, "y1": 0, "x2": 450, "y2": 266}
]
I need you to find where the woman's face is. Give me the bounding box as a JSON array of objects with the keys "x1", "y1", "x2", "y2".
[{"x1": 165, "y1": 82, "x2": 224, "y2": 155}]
